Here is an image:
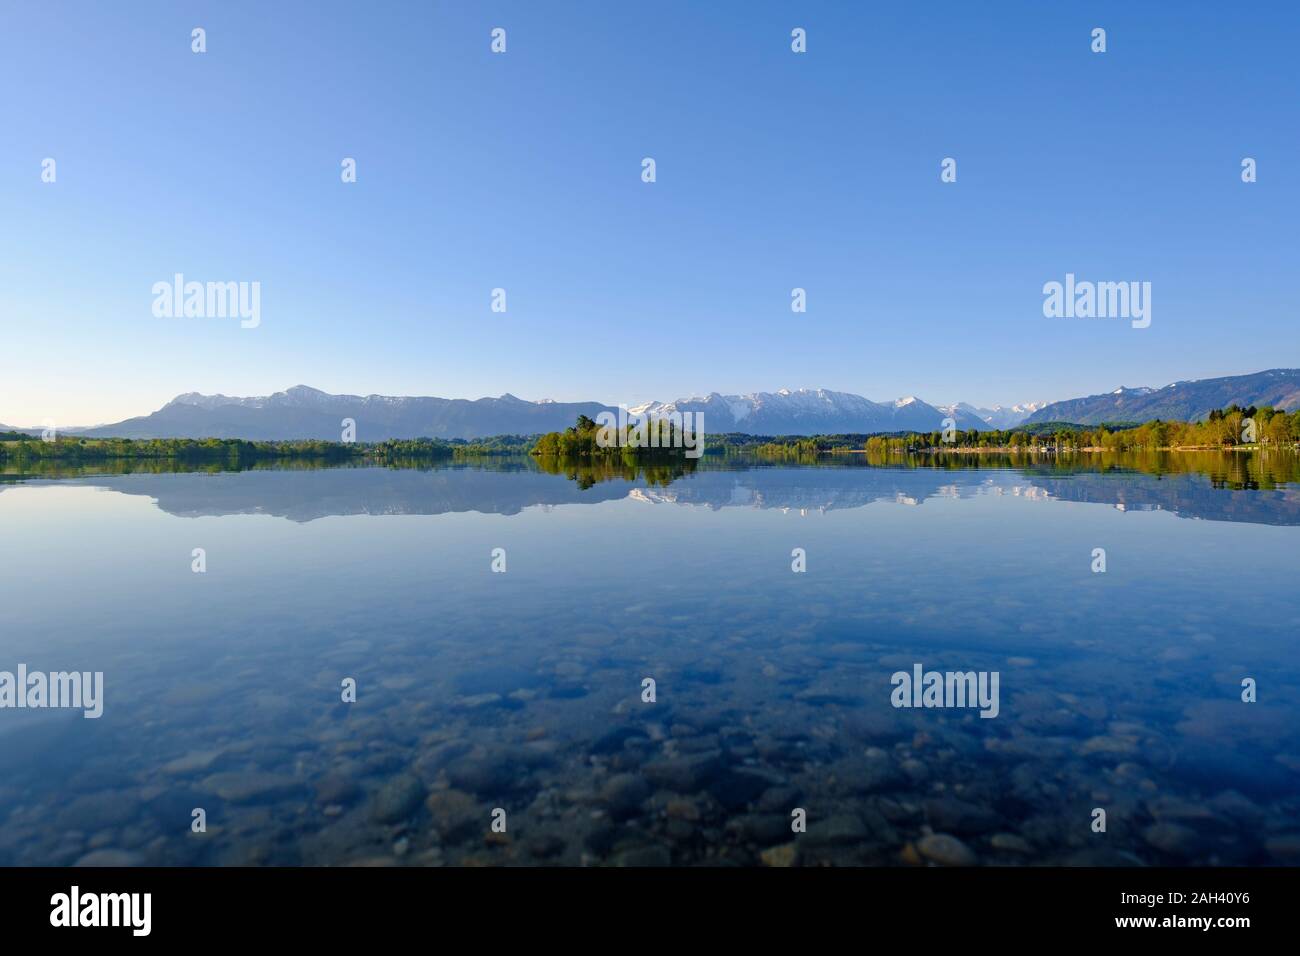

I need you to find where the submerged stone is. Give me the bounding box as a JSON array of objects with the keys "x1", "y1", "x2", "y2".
[
  {"x1": 370, "y1": 774, "x2": 425, "y2": 824},
  {"x1": 916, "y1": 833, "x2": 977, "y2": 866}
]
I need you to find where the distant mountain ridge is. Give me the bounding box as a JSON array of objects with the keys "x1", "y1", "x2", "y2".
[
  {"x1": 75, "y1": 385, "x2": 994, "y2": 440},
  {"x1": 1, "y1": 423, "x2": 45, "y2": 437},
  {"x1": 78, "y1": 386, "x2": 615, "y2": 442},
  {"x1": 935, "y1": 401, "x2": 1051, "y2": 430},
  {"x1": 627, "y1": 388, "x2": 991, "y2": 435},
  {"x1": 1024, "y1": 369, "x2": 1300, "y2": 426},
  {"x1": 34, "y1": 368, "x2": 1300, "y2": 440}
]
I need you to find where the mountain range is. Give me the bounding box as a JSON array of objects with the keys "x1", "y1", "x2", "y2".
[
  {"x1": 71, "y1": 388, "x2": 616, "y2": 442},
  {"x1": 935, "y1": 401, "x2": 1051, "y2": 430},
  {"x1": 9, "y1": 368, "x2": 1298, "y2": 440},
  {"x1": 1023, "y1": 369, "x2": 1300, "y2": 426},
  {"x1": 60, "y1": 386, "x2": 989, "y2": 440},
  {"x1": 626, "y1": 389, "x2": 992, "y2": 435}
]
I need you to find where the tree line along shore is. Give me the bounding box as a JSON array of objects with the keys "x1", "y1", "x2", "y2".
[
  {"x1": 861, "y1": 404, "x2": 1300, "y2": 455},
  {"x1": 0, "y1": 435, "x2": 533, "y2": 464},
  {"x1": 3, "y1": 403, "x2": 1297, "y2": 464}
]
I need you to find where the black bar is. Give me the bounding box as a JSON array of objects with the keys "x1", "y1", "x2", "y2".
[{"x1": 0, "y1": 865, "x2": 1284, "y2": 942}]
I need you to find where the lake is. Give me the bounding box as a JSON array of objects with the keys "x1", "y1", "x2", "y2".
[{"x1": 1, "y1": 452, "x2": 1297, "y2": 866}]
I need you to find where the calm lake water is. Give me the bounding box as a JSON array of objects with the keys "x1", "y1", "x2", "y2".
[{"x1": 1, "y1": 453, "x2": 1298, "y2": 867}]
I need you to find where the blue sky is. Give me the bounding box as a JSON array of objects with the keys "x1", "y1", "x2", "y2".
[{"x1": 2, "y1": 0, "x2": 1297, "y2": 425}]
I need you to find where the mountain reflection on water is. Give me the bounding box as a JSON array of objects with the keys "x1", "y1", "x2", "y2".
[{"x1": 4, "y1": 451, "x2": 1298, "y2": 526}]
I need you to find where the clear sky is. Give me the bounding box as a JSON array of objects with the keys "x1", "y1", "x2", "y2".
[{"x1": 2, "y1": 0, "x2": 1297, "y2": 426}]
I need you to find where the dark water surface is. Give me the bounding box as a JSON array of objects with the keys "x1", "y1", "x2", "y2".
[{"x1": 1, "y1": 454, "x2": 1297, "y2": 866}]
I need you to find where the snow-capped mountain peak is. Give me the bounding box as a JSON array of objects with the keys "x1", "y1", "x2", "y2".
[
  {"x1": 934, "y1": 400, "x2": 1049, "y2": 429},
  {"x1": 625, "y1": 388, "x2": 989, "y2": 433}
]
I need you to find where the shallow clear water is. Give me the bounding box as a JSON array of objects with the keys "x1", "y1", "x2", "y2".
[{"x1": 1, "y1": 456, "x2": 1297, "y2": 866}]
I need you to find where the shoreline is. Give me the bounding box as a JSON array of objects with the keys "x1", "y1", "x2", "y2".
[{"x1": 851, "y1": 444, "x2": 1297, "y2": 455}]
